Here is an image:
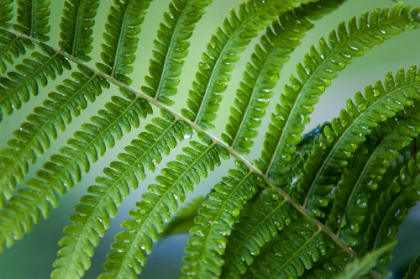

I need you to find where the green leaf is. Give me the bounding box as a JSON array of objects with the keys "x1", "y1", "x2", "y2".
[
  {"x1": 51, "y1": 110, "x2": 188, "y2": 279},
  {"x1": 141, "y1": 0, "x2": 211, "y2": 105},
  {"x1": 0, "y1": 0, "x2": 13, "y2": 26},
  {"x1": 14, "y1": 0, "x2": 50, "y2": 41},
  {"x1": 221, "y1": 189, "x2": 299, "y2": 278},
  {"x1": 362, "y1": 152, "x2": 420, "y2": 270},
  {"x1": 99, "y1": 134, "x2": 229, "y2": 279},
  {"x1": 334, "y1": 242, "x2": 396, "y2": 279},
  {"x1": 300, "y1": 66, "x2": 420, "y2": 219},
  {"x1": 247, "y1": 230, "x2": 334, "y2": 279},
  {"x1": 59, "y1": 0, "x2": 100, "y2": 62},
  {"x1": 181, "y1": 160, "x2": 262, "y2": 279},
  {"x1": 0, "y1": 65, "x2": 108, "y2": 209},
  {"x1": 0, "y1": 89, "x2": 152, "y2": 252},
  {"x1": 403, "y1": 254, "x2": 420, "y2": 279},
  {"x1": 327, "y1": 110, "x2": 420, "y2": 247},
  {"x1": 221, "y1": 9, "x2": 312, "y2": 154},
  {"x1": 96, "y1": 0, "x2": 151, "y2": 85},
  {"x1": 0, "y1": 43, "x2": 71, "y2": 121},
  {"x1": 255, "y1": 3, "x2": 420, "y2": 187},
  {"x1": 0, "y1": 29, "x2": 34, "y2": 73},
  {"x1": 181, "y1": 0, "x2": 309, "y2": 130}
]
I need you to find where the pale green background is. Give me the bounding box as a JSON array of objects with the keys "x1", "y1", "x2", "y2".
[{"x1": 0, "y1": 0, "x2": 420, "y2": 278}]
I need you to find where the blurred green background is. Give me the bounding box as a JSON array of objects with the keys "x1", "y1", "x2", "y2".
[{"x1": 1, "y1": 0, "x2": 420, "y2": 278}]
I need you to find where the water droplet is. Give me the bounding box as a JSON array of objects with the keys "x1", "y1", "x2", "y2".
[
  {"x1": 356, "y1": 193, "x2": 367, "y2": 209},
  {"x1": 231, "y1": 208, "x2": 240, "y2": 217},
  {"x1": 199, "y1": 62, "x2": 211, "y2": 70}
]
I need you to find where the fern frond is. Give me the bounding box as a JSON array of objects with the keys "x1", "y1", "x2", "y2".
[
  {"x1": 0, "y1": 0, "x2": 13, "y2": 26},
  {"x1": 0, "y1": 89, "x2": 152, "y2": 252},
  {"x1": 335, "y1": 242, "x2": 396, "y2": 279},
  {"x1": 0, "y1": 65, "x2": 108, "y2": 209},
  {"x1": 299, "y1": 66, "x2": 420, "y2": 218},
  {"x1": 247, "y1": 229, "x2": 331, "y2": 279},
  {"x1": 404, "y1": 254, "x2": 420, "y2": 279},
  {"x1": 160, "y1": 195, "x2": 206, "y2": 239},
  {"x1": 305, "y1": 251, "x2": 349, "y2": 279},
  {"x1": 221, "y1": 190, "x2": 298, "y2": 278},
  {"x1": 255, "y1": 4, "x2": 420, "y2": 185},
  {"x1": 181, "y1": 161, "x2": 262, "y2": 278},
  {"x1": 181, "y1": 0, "x2": 311, "y2": 130},
  {"x1": 0, "y1": 29, "x2": 34, "y2": 73},
  {"x1": 141, "y1": 0, "x2": 211, "y2": 105},
  {"x1": 362, "y1": 153, "x2": 420, "y2": 270},
  {"x1": 327, "y1": 112, "x2": 420, "y2": 246},
  {"x1": 222, "y1": 0, "x2": 347, "y2": 155},
  {"x1": 51, "y1": 110, "x2": 189, "y2": 279},
  {"x1": 14, "y1": 0, "x2": 50, "y2": 41},
  {"x1": 99, "y1": 134, "x2": 229, "y2": 279},
  {"x1": 96, "y1": 0, "x2": 151, "y2": 85},
  {"x1": 59, "y1": 0, "x2": 100, "y2": 62},
  {"x1": 0, "y1": 43, "x2": 70, "y2": 121},
  {"x1": 221, "y1": 10, "x2": 312, "y2": 154}
]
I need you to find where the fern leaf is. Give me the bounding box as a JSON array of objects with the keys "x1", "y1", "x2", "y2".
[
  {"x1": 181, "y1": 161, "x2": 262, "y2": 278},
  {"x1": 304, "y1": 251, "x2": 350, "y2": 279},
  {"x1": 141, "y1": 0, "x2": 211, "y2": 105},
  {"x1": 404, "y1": 254, "x2": 420, "y2": 279},
  {"x1": 99, "y1": 134, "x2": 229, "y2": 279},
  {"x1": 247, "y1": 229, "x2": 332, "y2": 279},
  {"x1": 222, "y1": 0, "x2": 347, "y2": 155},
  {"x1": 51, "y1": 110, "x2": 189, "y2": 279},
  {"x1": 0, "y1": 43, "x2": 70, "y2": 121},
  {"x1": 362, "y1": 153, "x2": 420, "y2": 270},
  {"x1": 221, "y1": 190, "x2": 299, "y2": 278},
  {"x1": 0, "y1": 0, "x2": 13, "y2": 26},
  {"x1": 327, "y1": 111, "x2": 420, "y2": 246},
  {"x1": 335, "y1": 242, "x2": 396, "y2": 279},
  {"x1": 0, "y1": 89, "x2": 152, "y2": 252},
  {"x1": 300, "y1": 66, "x2": 420, "y2": 219},
  {"x1": 221, "y1": 10, "x2": 312, "y2": 154},
  {"x1": 0, "y1": 29, "x2": 34, "y2": 73},
  {"x1": 160, "y1": 195, "x2": 206, "y2": 239},
  {"x1": 96, "y1": 0, "x2": 151, "y2": 85},
  {"x1": 0, "y1": 65, "x2": 108, "y2": 209},
  {"x1": 254, "y1": 4, "x2": 420, "y2": 185},
  {"x1": 181, "y1": 0, "x2": 310, "y2": 130},
  {"x1": 14, "y1": 0, "x2": 50, "y2": 41},
  {"x1": 59, "y1": 0, "x2": 100, "y2": 62}
]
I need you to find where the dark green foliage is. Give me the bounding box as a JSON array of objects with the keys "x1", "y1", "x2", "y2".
[
  {"x1": 1, "y1": 1, "x2": 420, "y2": 279},
  {"x1": 0, "y1": 0, "x2": 13, "y2": 26},
  {"x1": 14, "y1": 0, "x2": 51, "y2": 41},
  {"x1": 404, "y1": 254, "x2": 420, "y2": 279},
  {"x1": 0, "y1": 29, "x2": 34, "y2": 73}
]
